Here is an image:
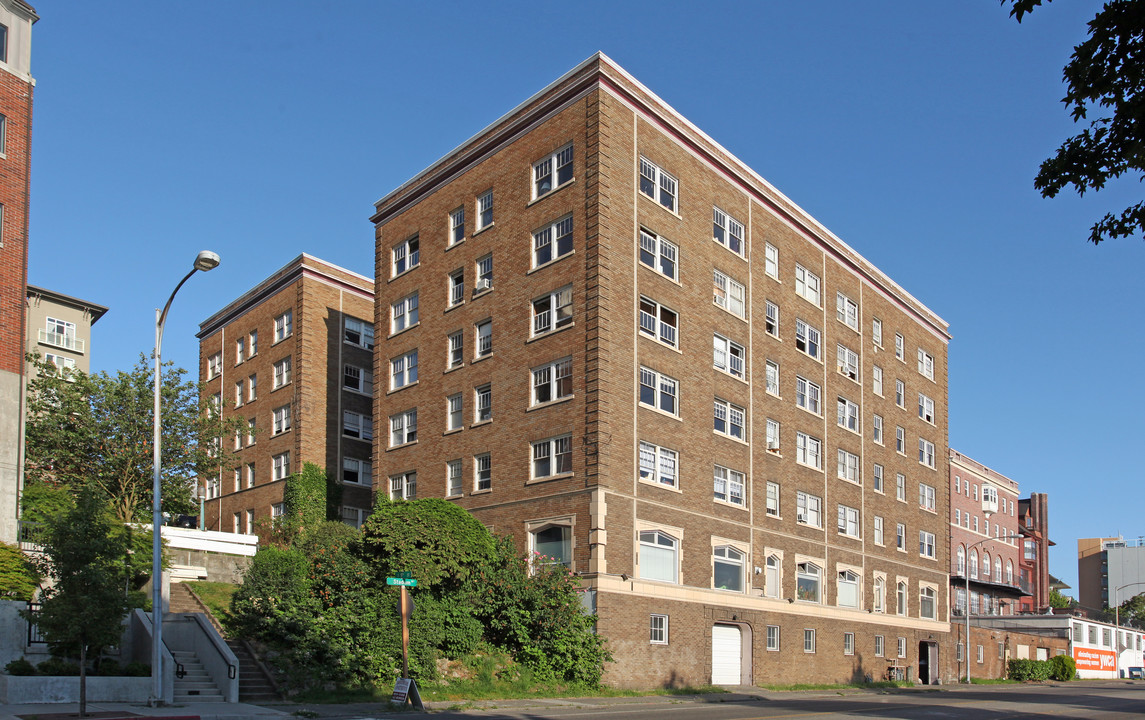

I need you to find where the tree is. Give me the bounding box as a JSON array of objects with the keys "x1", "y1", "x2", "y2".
[
  {"x1": 0, "y1": 542, "x2": 39, "y2": 601},
  {"x1": 23, "y1": 353, "x2": 242, "y2": 523},
  {"x1": 1115, "y1": 592, "x2": 1145, "y2": 629},
  {"x1": 25, "y1": 487, "x2": 129, "y2": 717},
  {"x1": 1005, "y1": 0, "x2": 1145, "y2": 244}
]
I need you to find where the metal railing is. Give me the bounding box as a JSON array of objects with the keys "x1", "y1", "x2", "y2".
[
  {"x1": 26, "y1": 602, "x2": 47, "y2": 645},
  {"x1": 18, "y1": 520, "x2": 46, "y2": 552},
  {"x1": 38, "y1": 329, "x2": 85, "y2": 353}
]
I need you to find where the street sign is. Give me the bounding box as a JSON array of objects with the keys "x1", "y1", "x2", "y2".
[{"x1": 387, "y1": 577, "x2": 418, "y2": 587}]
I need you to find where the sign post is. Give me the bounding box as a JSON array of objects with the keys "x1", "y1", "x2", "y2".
[{"x1": 386, "y1": 574, "x2": 422, "y2": 709}]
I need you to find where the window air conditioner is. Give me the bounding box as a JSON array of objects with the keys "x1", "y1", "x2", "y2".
[{"x1": 477, "y1": 278, "x2": 492, "y2": 291}]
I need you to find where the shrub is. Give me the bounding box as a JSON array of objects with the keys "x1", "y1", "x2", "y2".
[
  {"x1": 123, "y1": 661, "x2": 150, "y2": 677},
  {"x1": 1049, "y1": 653, "x2": 1077, "y2": 681},
  {"x1": 1007, "y1": 658, "x2": 1052, "y2": 681},
  {"x1": 4, "y1": 658, "x2": 36, "y2": 675},
  {"x1": 37, "y1": 657, "x2": 81, "y2": 676},
  {"x1": 95, "y1": 659, "x2": 121, "y2": 676},
  {"x1": 227, "y1": 546, "x2": 314, "y2": 640}
]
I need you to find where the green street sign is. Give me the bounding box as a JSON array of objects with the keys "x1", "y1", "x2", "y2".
[{"x1": 387, "y1": 577, "x2": 418, "y2": 587}]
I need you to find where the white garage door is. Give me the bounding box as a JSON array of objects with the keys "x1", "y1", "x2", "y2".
[{"x1": 712, "y1": 624, "x2": 742, "y2": 685}]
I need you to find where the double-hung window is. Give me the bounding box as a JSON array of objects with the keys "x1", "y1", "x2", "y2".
[
  {"x1": 343, "y1": 411, "x2": 373, "y2": 440},
  {"x1": 343, "y1": 457, "x2": 371, "y2": 485},
  {"x1": 712, "y1": 207, "x2": 744, "y2": 256},
  {"x1": 272, "y1": 452, "x2": 290, "y2": 481},
  {"x1": 273, "y1": 404, "x2": 291, "y2": 435},
  {"x1": 207, "y1": 353, "x2": 221, "y2": 379},
  {"x1": 650, "y1": 615, "x2": 668, "y2": 644},
  {"x1": 919, "y1": 483, "x2": 936, "y2": 511},
  {"x1": 639, "y1": 530, "x2": 678, "y2": 582},
  {"x1": 532, "y1": 435, "x2": 572, "y2": 478},
  {"x1": 797, "y1": 491, "x2": 822, "y2": 527},
  {"x1": 765, "y1": 301, "x2": 779, "y2": 337},
  {"x1": 392, "y1": 234, "x2": 419, "y2": 276},
  {"x1": 390, "y1": 471, "x2": 416, "y2": 501},
  {"x1": 765, "y1": 555, "x2": 781, "y2": 598},
  {"x1": 449, "y1": 207, "x2": 465, "y2": 246},
  {"x1": 392, "y1": 293, "x2": 419, "y2": 333},
  {"x1": 873, "y1": 463, "x2": 884, "y2": 492},
  {"x1": 638, "y1": 228, "x2": 677, "y2": 280},
  {"x1": 896, "y1": 524, "x2": 906, "y2": 551},
  {"x1": 919, "y1": 531, "x2": 936, "y2": 559},
  {"x1": 388, "y1": 409, "x2": 415, "y2": 446},
  {"x1": 639, "y1": 441, "x2": 678, "y2": 488},
  {"x1": 837, "y1": 344, "x2": 859, "y2": 381},
  {"x1": 532, "y1": 358, "x2": 572, "y2": 405},
  {"x1": 838, "y1": 571, "x2": 859, "y2": 608},
  {"x1": 447, "y1": 331, "x2": 464, "y2": 369},
  {"x1": 837, "y1": 505, "x2": 859, "y2": 538},
  {"x1": 796, "y1": 432, "x2": 822, "y2": 469},
  {"x1": 475, "y1": 384, "x2": 492, "y2": 422},
  {"x1": 918, "y1": 348, "x2": 935, "y2": 380},
  {"x1": 796, "y1": 376, "x2": 821, "y2": 414},
  {"x1": 475, "y1": 254, "x2": 493, "y2": 291},
  {"x1": 344, "y1": 318, "x2": 374, "y2": 349},
  {"x1": 713, "y1": 270, "x2": 746, "y2": 318},
  {"x1": 639, "y1": 296, "x2": 678, "y2": 347},
  {"x1": 766, "y1": 418, "x2": 781, "y2": 451},
  {"x1": 474, "y1": 453, "x2": 491, "y2": 491},
  {"x1": 837, "y1": 397, "x2": 859, "y2": 432},
  {"x1": 764, "y1": 243, "x2": 779, "y2": 278},
  {"x1": 533, "y1": 286, "x2": 573, "y2": 336},
  {"x1": 873, "y1": 414, "x2": 884, "y2": 444},
  {"x1": 766, "y1": 481, "x2": 780, "y2": 516},
  {"x1": 896, "y1": 472, "x2": 906, "y2": 501},
  {"x1": 273, "y1": 357, "x2": 291, "y2": 388},
  {"x1": 476, "y1": 190, "x2": 493, "y2": 230},
  {"x1": 274, "y1": 310, "x2": 293, "y2": 342},
  {"x1": 713, "y1": 546, "x2": 745, "y2": 591},
  {"x1": 639, "y1": 157, "x2": 677, "y2": 212},
  {"x1": 447, "y1": 394, "x2": 463, "y2": 431},
  {"x1": 713, "y1": 465, "x2": 745, "y2": 505},
  {"x1": 235, "y1": 337, "x2": 245, "y2": 365},
  {"x1": 447, "y1": 459, "x2": 462, "y2": 496},
  {"x1": 249, "y1": 330, "x2": 258, "y2": 356},
  {"x1": 795, "y1": 319, "x2": 820, "y2": 359},
  {"x1": 874, "y1": 516, "x2": 885, "y2": 545},
  {"x1": 449, "y1": 269, "x2": 465, "y2": 307},
  {"x1": 895, "y1": 333, "x2": 905, "y2": 361},
  {"x1": 896, "y1": 426, "x2": 906, "y2": 454},
  {"x1": 713, "y1": 334, "x2": 745, "y2": 377},
  {"x1": 388, "y1": 351, "x2": 415, "y2": 391},
  {"x1": 533, "y1": 144, "x2": 573, "y2": 198},
  {"x1": 475, "y1": 320, "x2": 492, "y2": 358},
  {"x1": 795, "y1": 264, "x2": 821, "y2": 305},
  {"x1": 872, "y1": 318, "x2": 883, "y2": 346},
  {"x1": 836, "y1": 292, "x2": 858, "y2": 330},
  {"x1": 639, "y1": 366, "x2": 678, "y2": 416},
  {"x1": 765, "y1": 360, "x2": 780, "y2": 396},
  {"x1": 873, "y1": 365, "x2": 883, "y2": 395},
  {"x1": 919, "y1": 438, "x2": 936, "y2": 468},
  {"x1": 713, "y1": 399, "x2": 745, "y2": 440},
  {"x1": 533, "y1": 215, "x2": 574, "y2": 267},
  {"x1": 920, "y1": 586, "x2": 936, "y2": 618},
  {"x1": 918, "y1": 393, "x2": 935, "y2": 423},
  {"x1": 898, "y1": 584, "x2": 909, "y2": 616},
  {"x1": 837, "y1": 450, "x2": 860, "y2": 484}
]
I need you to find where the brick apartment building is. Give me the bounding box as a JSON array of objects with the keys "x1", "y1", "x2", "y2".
[
  {"x1": 369, "y1": 54, "x2": 954, "y2": 687},
  {"x1": 197, "y1": 254, "x2": 375, "y2": 534},
  {"x1": 0, "y1": 0, "x2": 36, "y2": 545},
  {"x1": 1017, "y1": 493, "x2": 1052, "y2": 613}
]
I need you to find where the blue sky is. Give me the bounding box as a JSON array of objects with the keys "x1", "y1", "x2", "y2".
[{"x1": 26, "y1": 1, "x2": 1142, "y2": 593}]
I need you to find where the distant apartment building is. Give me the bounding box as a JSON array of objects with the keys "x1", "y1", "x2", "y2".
[
  {"x1": 0, "y1": 0, "x2": 37, "y2": 544},
  {"x1": 1078, "y1": 537, "x2": 1145, "y2": 613},
  {"x1": 948, "y1": 450, "x2": 1024, "y2": 618},
  {"x1": 370, "y1": 53, "x2": 953, "y2": 687},
  {"x1": 197, "y1": 254, "x2": 375, "y2": 534},
  {"x1": 24, "y1": 285, "x2": 108, "y2": 379},
  {"x1": 1017, "y1": 493, "x2": 1052, "y2": 613}
]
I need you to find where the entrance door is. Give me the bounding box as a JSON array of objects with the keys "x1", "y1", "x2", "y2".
[
  {"x1": 918, "y1": 641, "x2": 938, "y2": 684},
  {"x1": 712, "y1": 624, "x2": 742, "y2": 685}
]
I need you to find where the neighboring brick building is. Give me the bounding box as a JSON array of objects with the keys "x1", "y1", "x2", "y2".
[
  {"x1": 0, "y1": 0, "x2": 37, "y2": 544},
  {"x1": 1017, "y1": 493, "x2": 1052, "y2": 614},
  {"x1": 370, "y1": 53, "x2": 953, "y2": 687},
  {"x1": 197, "y1": 254, "x2": 375, "y2": 534}
]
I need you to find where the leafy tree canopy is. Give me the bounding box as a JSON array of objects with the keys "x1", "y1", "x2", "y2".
[
  {"x1": 1048, "y1": 587, "x2": 1073, "y2": 609},
  {"x1": 1005, "y1": 0, "x2": 1145, "y2": 244},
  {"x1": 0, "y1": 542, "x2": 39, "y2": 601}
]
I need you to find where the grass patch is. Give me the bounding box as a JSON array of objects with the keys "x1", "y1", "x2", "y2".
[
  {"x1": 756, "y1": 681, "x2": 911, "y2": 692},
  {"x1": 969, "y1": 677, "x2": 1019, "y2": 685},
  {"x1": 186, "y1": 580, "x2": 238, "y2": 621}
]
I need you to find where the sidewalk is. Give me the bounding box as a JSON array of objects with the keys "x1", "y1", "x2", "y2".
[{"x1": 0, "y1": 701, "x2": 288, "y2": 720}]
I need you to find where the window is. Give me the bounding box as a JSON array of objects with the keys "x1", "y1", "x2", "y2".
[
  {"x1": 765, "y1": 243, "x2": 779, "y2": 278},
  {"x1": 765, "y1": 555, "x2": 781, "y2": 598},
  {"x1": 896, "y1": 523, "x2": 906, "y2": 551},
  {"x1": 897, "y1": 582, "x2": 907, "y2": 616},
  {"x1": 837, "y1": 505, "x2": 859, "y2": 538},
  {"x1": 837, "y1": 344, "x2": 859, "y2": 381},
  {"x1": 207, "y1": 352, "x2": 222, "y2": 379},
  {"x1": 343, "y1": 457, "x2": 371, "y2": 486},
  {"x1": 476, "y1": 190, "x2": 493, "y2": 230},
  {"x1": 272, "y1": 404, "x2": 291, "y2": 435},
  {"x1": 0, "y1": 25, "x2": 5, "y2": 64},
  {"x1": 475, "y1": 384, "x2": 491, "y2": 422},
  {"x1": 713, "y1": 335, "x2": 745, "y2": 377},
  {"x1": 977, "y1": 645, "x2": 984, "y2": 663},
  {"x1": 272, "y1": 452, "x2": 290, "y2": 481},
  {"x1": 982, "y1": 552, "x2": 991, "y2": 578},
  {"x1": 42, "y1": 354, "x2": 76, "y2": 376},
  {"x1": 638, "y1": 366, "x2": 678, "y2": 416},
  {"x1": 449, "y1": 269, "x2": 465, "y2": 307},
  {"x1": 639, "y1": 157, "x2": 677, "y2": 212},
  {"x1": 532, "y1": 435, "x2": 572, "y2": 478},
  {"x1": 234, "y1": 380, "x2": 244, "y2": 407},
  {"x1": 446, "y1": 394, "x2": 463, "y2": 431},
  {"x1": 919, "y1": 438, "x2": 936, "y2": 468},
  {"x1": 713, "y1": 465, "x2": 745, "y2": 506},
  {"x1": 896, "y1": 426, "x2": 906, "y2": 454},
  {"x1": 874, "y1": 516, "x2": 885, "y2": 545},
  {"x1": 534, "y1": 144, "x2": 573, "y2": 198},
  {"x1": 235, "y1": 337, "x2": 245, "y2": 365},
  {"x1": 388, "y1": 409, "x2": 415, "y2": 446},
  {"x1": 713, "y1": 399, "x2": 745, "y2": 440},
  {"x1": 918, "y1": 348, "x2": 935, "y2": 380},
  {"x1": 872, "y1": 318, "x2": 883, "y2": 346},
  {"x1": 713, "y1": 546, "x2": 744, "y2": 591},
  {"x1": 639, "y1": 441, "x2": 678, "y2": 488},
  {"x1": 766, "y1": 482, "x2": 780, "y2": 516},
  {"x1": 795, "y1": 319, "x2": 821, "y2": 359},
  {"x1": 898, "y1": 637, "x2": 907, "y2": 659},
  {"x1": 843, "y1": 631, "x2": 855, "y2": 654},
  {"x1": 639, "y1": 530, "x2": 678, "y2": 582},
  {"x1": 804, "y1": 629, "x2": 817, "y2": 653},
  {"x1": 837, "y1": 397, "x2": 859, "y2": 432},
  {"x1": 392, "y1": 234, "x2": 419, "y2": 276},
  {"x1": 233, "y1": 427, "x2": 242, "y2": 451},
  {"x1": 919, "y1": 483, "x2": 936, "y2": 511},
  {"x1": 873, "y1": 463, "x2": 884, "y2": 492},
  {"x1": 795, "y1": 264, "x2": 821, "y2": 305},
  {"x1": 390, "y1": 471, "x2": 416, "y2": 501},
  {"x1": 273, "y1": 357, "x2": 291, "y2": 388},
  {"x1": 894, "y1": 333, "x2": 905, "y2": 360},
  {"x1": 532, "y1": 358, "x2": 572, "y2": 405},
  {"x1": 797, "y1": 491, "x2": 822, "y2": 527},
  {"x1": 275, "y1": 310, "x2": 293, "y2": 342},
  {"x1": 796, "y1": 562, "x2": 821, "y2": 603},
  {"x1": 918, "y1": 393, "x2": 935, "y2": 423},
  {"x1": 475, "y1": 320, "x2": 492, "y2": 358},
  {"x1": 249, "y1": 330, "x2": 258, "y2": 356},
  {"x1": 43, "y1": 317, "x2": 76, "y2": 349},
  {"x1": 341, "y1": 506, "x2": 370, "y2": 530},
  {"x1": 874, "y1": 577, "x2": 886, "y2": 613},
  {"x1": 533, "y1": 286, "x2": 573, "y2": 335},
  {"x1": 712, "y1": 207, "x2": 745, "y2": 256},
  {"x1": 650, "y1": 614, "x2": 668, "y2": 644},
  {"x1": 0, "y1": 114, "x2": 5, "y2": 155},
  {"x1": 920, "y1": 531, "x2": 936, "y2": 559},
  {"x1": 796, "y1": 432, "x2": 821, "y2": 469},
  {"x1": 766, "y1": 418, "x2": 781, "y2": 452},
  {"x1": 767, "y1": 625, "x2": 780, "y2": 651},
  {"x1": 639, "y1": 296, "x2": 679, "y2": 347},
  {"x1": 765, "y1": 360, "x2": 780, "y2": 396},
  {"x1": 449, "y1": 206, "x2": 465, "y2": 246},
  {"x1": 344, "y1": 410, "x2": 374, "y2": 441},
  {"x1": 896, "y1": 472, "x2": 906, "y2": 501},
  {"x1": 638, "y1": 228, "x2": 678, "y2": 280},
  {"x1": 712, "y1": 270, "x2": 746, "y2": 318},
  {"x1": 837, "y1": 450, "x2": 860, "y2": 484},
  {"x1": 796, "y1": 376, "x2": 821, "y2": 414},
  {"x1": 448, "y1": 331, "x2": 464, "y2": 369},
  {"x1": 392, "y1": 293, "x2": 419, "y2": 333},
  {"x1": 246, "y1": 462, "x2": 256, "y2": 488},
  {"x1": 836, "y1": 292, "x2": 858, "y2": 330},
  {"x1": 765, "y1": 301, "x2": 779, "y2": 337},
  {"x1": 387, "y1": 351, "x2": 415, "y2": 391},
  {"x1": 873, "y1": 365, "x2": 883, "y2": 395},
  {"x1": 875, "y1": 635, "x2": 885, "y2": 657},
  {"x1": 873, "y1": 414, "x2": 883, "y2": 444},
  {"x1": 957, "y1": 546, "x2": 966, "y2": 574},
  {"x1": 474, "y1": 453, "x2": 491, "y2": 491},
  {"x1": 447, "y1": 459, "x2": 462, "y2": 496},
  {"x1": 533, "y1": 215, "x2": 573, "y2": 267}
]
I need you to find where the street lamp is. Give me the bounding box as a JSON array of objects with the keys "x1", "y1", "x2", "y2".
[
  {"x1": 964, "y1": 533, "x2": 1021, "y2": 683},
  {"x1": 151, "y1": 250, "x2": 219, "y2": 705},
  {"x1": 1113, "y1": 582, "x2": 1145, "y2": 679}
]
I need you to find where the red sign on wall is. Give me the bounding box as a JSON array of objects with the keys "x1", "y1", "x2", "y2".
[{"x1": 1073, "y1": 647, "x2": 1116, "y2": 671}]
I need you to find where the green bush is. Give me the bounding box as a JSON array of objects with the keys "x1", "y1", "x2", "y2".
[
  {"x1": 1007, "y1": 658, "x2": 1052, "y2": 681},
  {"x1": 0, "y1": 542, "x2": 39, "y2": 601},
  {"x1": 123, "y1": 661, "x2": 150, "y2": 677},
  {"x1": 37, "y1": 657, "x2": 81, "y2": 676},
  {"x1": 1049, "y1": 653, "x2": 1077, "y2": 681},
  {"x1": 4, "y1": 658, "x2": 36, "y2": 675},
  {"x1": 95, "y1": 659, "x2": 121, "y2": 676},
  {"x1": 227, "y1": 546, "x2": 314, "y2": 640}
]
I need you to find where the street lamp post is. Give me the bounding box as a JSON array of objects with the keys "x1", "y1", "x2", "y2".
[
  {"x1": 965, "y1": 533, "x2": 1021, "y2": 683},
  {"x1": 1113, "y1": 582, "x2": 1145, "y2": 679},
  {"x1": 151, "y1": 250, "x2": 220, "y2": 706}
]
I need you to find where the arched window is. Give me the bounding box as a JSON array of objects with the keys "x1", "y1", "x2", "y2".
[
  {"x1": 639, "y1": 530, "x2": 678, "y2": 583},
  {"x1": 957, "y1": 546, "x2": 966, "y2": 575},
  {"x1": 920, "y1": 586, "x2": 936, "y2": 619},
  {"x1": 713, "y1": 545, "x2": 744, "y2": 592},
  {"x1": 837, "y1": 569, "x2": 859, "y2": 608},
  {"x1": 874, "y1": 576, "x2": 886, "y2": 613},
  {"x1": 982, "y1": 552, "x2": 991, "y2": 578},
  {"x1": 897, "y1": 581, "x2": 908, "y2": 615},
  {"x1": 995, "y1": 557, "x2": 1002, "y2": 581},
  {"x1": 765, "y1": 554, "x2": 781, "y2": 598},
  {"x1": 969, "y1": 549, "x2": 979, "y2": 579},
  {"x1": 1006, "y1": 559, "x2": 1014, "y2": 584}
]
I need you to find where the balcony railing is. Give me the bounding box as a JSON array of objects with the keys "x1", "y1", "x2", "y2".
[
  {"x1": 18, "y1": 520, "x2": 46, "y2": 552},
  {"x1": 38, "y1": 329, "x2": 84, "y2": 353}
]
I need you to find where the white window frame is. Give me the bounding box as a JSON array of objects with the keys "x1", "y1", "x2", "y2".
[
  {"x1": 533, "y1": 286, "x2": 573, "y2": 336},
  {"x1": 919, "y1": 483, "x2": 936, "y2": 512},
  {"x1": 872, "y1": 318, "x2": 883, "y2": 346},
  {"x1": 895, "y1": 333, "x2": 905, "y2": 361},
  {"x1": 475, "y1": 384, "x2": 492, "y2": 423},
  {"x1": 638, "y1": 228, "x2": 678, "y2": 280},
  {"x1": 639, "y1": 441, "x2": 678, "y2": 488},
  {"x1": 447, "y1": 459, "x2": 462, "y2": 496},
  {"x1": 476, "y1": 189, "x2": 493, "y2": 230},
  {"x1": 795, "y1": 264, "x2": 821, "y2": 305},
  {"x1": 713, "y1": 269, "x2": 746, "y2": 318},
  {"x1": 837, "y1": 505, "x2": 860, "y2": 538},
  {"x1": 896, "y1": 472, "x2": 906, "y2": 502},
  {"x1": 836, "y1": 292, "x2": 858, "y2": 330},
  {"x1": 796, "y1": 375, "x2": 821, "y2": 414},
  {"x1": 766, "y1": 418, "x2": 781, "y2": 452},
  {"x1": 391, "y1": 293, "x2": 419, "y2": 334},
  {"x1": 532, "y1": 435, "x2": 572, "y2": 479},
  {"x1": 765, "y1": 300, "x2": 779, "y2": 337},
  {"x1": 796, "y1": 491, "x2": 822, "y2": 527},
  {"x1": 650, "y1": 614, "x2": 668, "y2": 644},
  {"x1": 796, "y1": 432, "x2": 822, "y2": 469},
  {"x1": 272, "y1": 404, "x2": 291, "y2": 435},
  {"x1": 797, "y1": 562, "x2": 822, "y2": 604},
  {"x1": 639, "y1": 296, "x2": 679, "y2": 348},
  {"x1": 532, "y1": 215, "x2": 574, "y2": 268},
  {"x1": 639, "y1": 366, "x2": 678, "y2": 416},
  {"x1": 896, "y1": 524, "x2": 906, "y2": 552},
  {"x1": 898, "y1": 637, "x2": 908, "y2": 659},
  {"x1": 767, "y1": 625, "x2": 780, "y2": 651},
  {"x1": 919, "y1": 393, "x2": 935, "y2": 423},
  {"x1": 388, "y1": 409, "x2": 415, "y2": 446},
  {"x1": 804, "y1": 628, "x2": 816, "y2": 653},
  {"x1": 918, "y1": 348, "x2": 935, "y2": 380},
  {"x1": 713, "y1": 398, "x2": 746, "y2": 441},
  {"x1": 712, "y1": 206, "x2": 745, "y2": 256},
  {"x1": 639, "y1": 156, "x2": 677, "y2": 212},
  {"x1": 919, "y1": 438, "x2": 936, "y2": 468},
  {"x1": 274, "y1": 310, "x2": 293, "y2": 342},
  {"x1": 874, "y1": 516, "x2": 885, "y2": 545},
  {"x1": 343, "y1": 410, "x2": 374, "y2": 441},
  {"x1": 343, "y1": 457, "x2": 371, "y2": 486},
  {"x1": 766, "y1": 481, "x2": 780, "y2": 517},
  {"x1": 764, "y1": 243, "x2": 779, "y2": 279},
  {"x1": 273, "y1": 356, "x2": 291, "y2": 389},
  {"x1": 638, "y1": 529, "x2": 679, "y2": 583},
  {"x1": 873, "y1": 365, "x2": 883, "y2": 396},
  {"x1": 713, "y1": 465, "x2": 745, "y2": 506},
  {"x1": 837, "y1": 344, "x2": 859, "y2": 381},
  {"x1": 447, "y1": 393, "x2": 463, "y2": 431},
  {"x1": 765, "y1": 360, "x2": 780, "y2": 396},
  {"x1": 837, "y1": 449, "x2": 860, "y2": 484},
  {"x1": 713, "y1": 334, "x2": 745, "y2": 378},
  {"x1": 272, "y1": 451, "x2": 290, "y2": 481},
  {"x1": 447, "y1": 331, "x2": 464, "y2": 369},
  {"x1": 207, "y1": 352, "x2": 222, "y2": 379},
  {"x1": 765, "y1": 555, "x2": 781, "y2": 598},
  {"x1": 837, "y1": 396, "x2": 859, "y2": 432},
  {"x1": 344, "y1": 317, "x2": 374, "y2": 350},
  {"x1": 474, "y1": 453, "x2": 491, "y2": 491},
  {"x1": 919, "y1": 531, "x2": 936, "y2": 559},
  {"x1": 449, "y1": 206, "x2": 465, "y2": 246},
  {"x1": 873, "y1": 463, "x2": 884, "y2": 493},
  {"x1": 449, "y1": 269, "x2": 464, "y2": 307},
  {"x1": 390, "y1": 471, "x2": 416, "y2": 501},
  {"x1": 844, "y1": 631, "x2": 855, "y2": 655},
  {"x1": 388, "y1": 352, "x2": 415, "y2": 391},
  {"x1": 475, "y1": 319, "x2": 492, "y2": 358},
  {"x1": 896, "y1": 426, "x2": 906, "y2": 454},
  {"x1": 795, "y1": 318, "x2": 821, "y2": 359},
  {"x1": 532, "y1": 358, "x2": 572, "y2": 406},
  {"x1": 713, "y1": 545, "x2": 745, "y2": 592},
  {"x1": 392, "y1": 234, "x2": 419, "y2": 277},
  {"x1": 533, "y1": 143, "x2": 573, "y2": 199}
]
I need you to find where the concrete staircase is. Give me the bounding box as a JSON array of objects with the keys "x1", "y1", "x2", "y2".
[{"x1": 171, "y1": 650, "x2": 225, "y2": 703}]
